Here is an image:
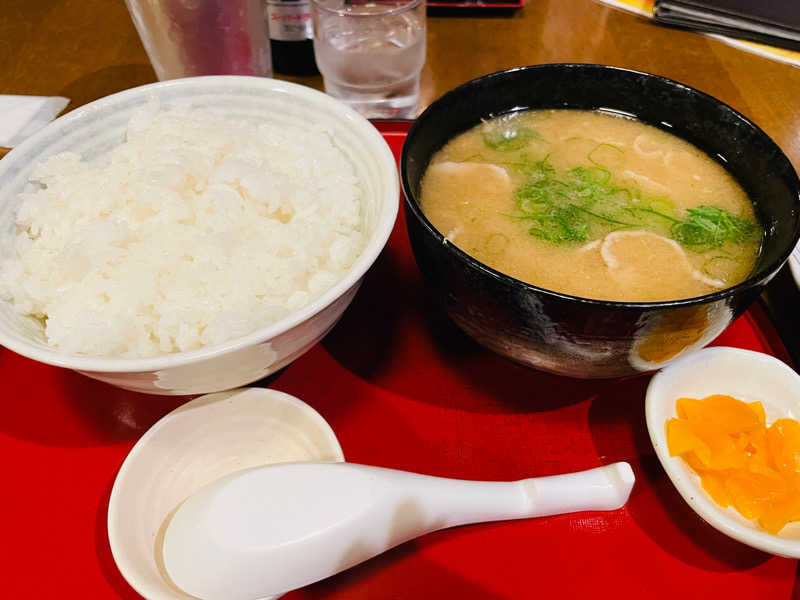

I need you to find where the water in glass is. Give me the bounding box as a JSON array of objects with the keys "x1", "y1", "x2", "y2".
[{"x1": 313, "y1": 2, "x2": 426, "y2": 119}]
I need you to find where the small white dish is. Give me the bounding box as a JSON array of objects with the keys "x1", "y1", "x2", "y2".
[
  {"x1": 645, "y1": 346, "x2": 800, "y2": 558},
  {"x1": 107, "y1": 387, "x2": 344, "y2": 600}
]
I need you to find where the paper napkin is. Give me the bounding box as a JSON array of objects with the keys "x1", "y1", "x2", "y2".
[{"x1": 0, "y1": 95, "x2": 70, "y2": 148}]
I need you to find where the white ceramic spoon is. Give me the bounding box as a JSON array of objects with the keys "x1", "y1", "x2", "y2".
[{"x1": 163, "y1": 461, "x2": 635, "y2": 600}]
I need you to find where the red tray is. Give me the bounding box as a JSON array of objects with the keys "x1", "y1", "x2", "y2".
[{"x1": 1, "y1": 121, "x2": 797, "y2": 599}]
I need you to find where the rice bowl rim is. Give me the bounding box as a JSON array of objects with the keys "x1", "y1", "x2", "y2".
[{"x1": 0, "y1": 76, "x2": 399, "y2": 372}]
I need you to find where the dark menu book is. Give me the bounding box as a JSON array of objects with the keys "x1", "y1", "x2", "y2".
[{"x1": 653, "y1": 0, "x2": 800, "y2": 51}]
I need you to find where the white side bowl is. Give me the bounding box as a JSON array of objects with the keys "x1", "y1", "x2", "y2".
[
  {"x1": 645, "y1": 346, "x2": 800, "y2": 557},
  {"x1": 0, "y1": 76, "x2": 398, "y2": 394},
  {"x1": 108, "y1": 387, "x2": 345, "y2": 600}
]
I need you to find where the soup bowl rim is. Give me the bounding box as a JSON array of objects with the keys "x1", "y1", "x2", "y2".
[{"x1": 400, "y1": 63, "x2": 800, "y2": 310}]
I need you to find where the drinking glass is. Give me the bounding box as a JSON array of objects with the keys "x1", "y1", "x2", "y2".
[
  {"x1": 125, "y1": 0, "x2": 273, "y2": 80},
  {"x1": 311, "y1": 0, "x2": 426, "y2": 119}
]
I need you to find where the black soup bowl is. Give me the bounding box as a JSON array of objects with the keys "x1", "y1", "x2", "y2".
[{"x1": 401, "y1": 64, "x2": 800, "y2": 378}]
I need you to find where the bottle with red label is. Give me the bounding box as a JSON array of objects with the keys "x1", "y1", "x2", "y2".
[{"x1": 265, "y1": 0, "x2": 319, "y2": 75}]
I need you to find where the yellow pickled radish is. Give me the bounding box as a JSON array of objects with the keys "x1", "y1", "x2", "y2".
[
  {"x1": 666, "y1": 394, "x2": 800, "y2": 534},
  {"x1": 767, "y1": 418, "x2": 800, "y2": 473}
]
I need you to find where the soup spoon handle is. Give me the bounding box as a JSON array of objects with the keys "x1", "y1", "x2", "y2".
[{"x1": 389, "y1": 461, "x2": 635, "y2": 528}]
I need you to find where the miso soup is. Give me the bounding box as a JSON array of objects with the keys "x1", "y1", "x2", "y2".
[{"x1": 419, "y1": 109, "x2": 762, "y2": 302}]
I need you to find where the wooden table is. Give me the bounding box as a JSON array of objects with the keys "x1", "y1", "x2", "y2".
[{"x1": 2, "y1": 0, "x2": 800, "y2": 169}]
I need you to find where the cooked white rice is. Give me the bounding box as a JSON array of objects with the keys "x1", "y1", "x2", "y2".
[{"x1": 0, "y1": 104, "x2": 364, "y2": 358}]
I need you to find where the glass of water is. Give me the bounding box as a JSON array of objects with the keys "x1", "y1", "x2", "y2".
[
  {"x1": 311, "y1": 0, "x2": 426, "y2": 119},
  {"x1": 124, "y1": 0, "x2": 273, "y2": 80}
]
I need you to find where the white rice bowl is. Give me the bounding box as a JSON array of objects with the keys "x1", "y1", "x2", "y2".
[
  {"x1": 1, "y1": 103, "x2": 364, "y2": 358},
  {"x1": 0, "y1": 77, "x2": 398, "y2": 394}
]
